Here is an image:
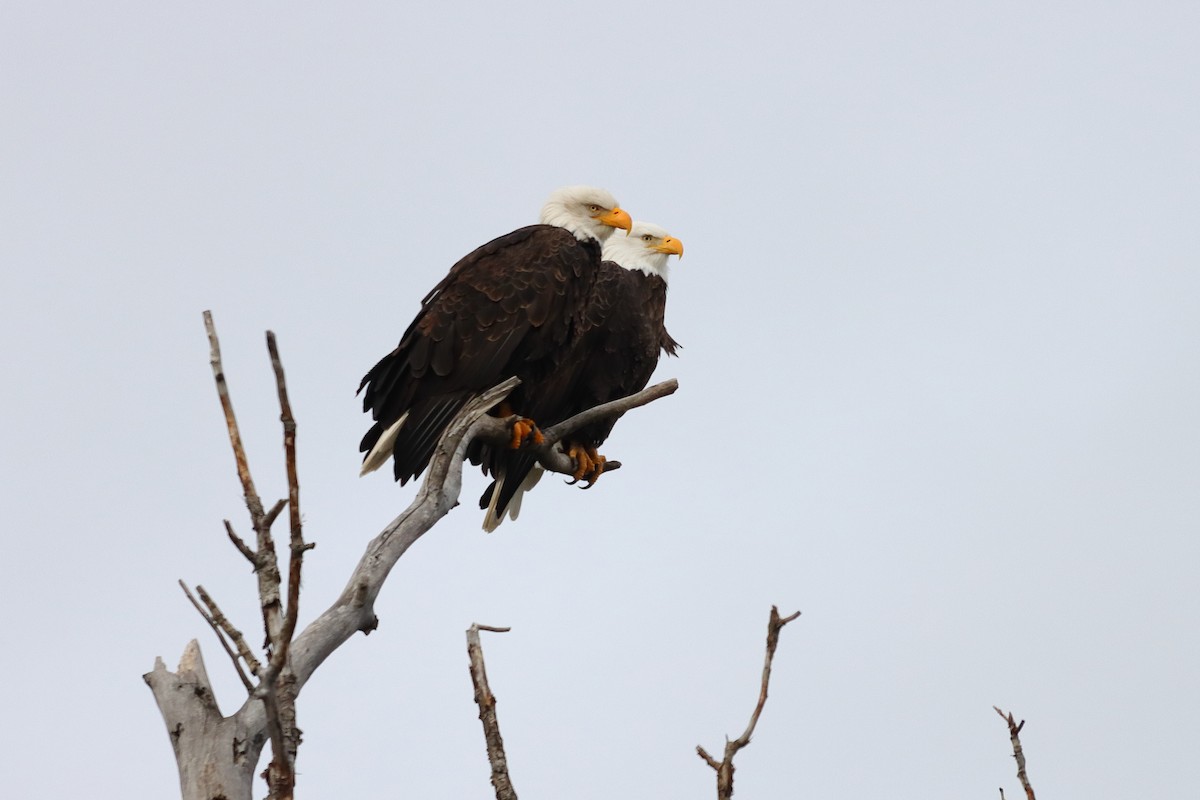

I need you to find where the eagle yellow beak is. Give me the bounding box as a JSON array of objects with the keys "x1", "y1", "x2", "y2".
[
  {"x1": 653, "y1": 236, "x2": 684, "y2": 258},
  {"x1": 597, "y1": 207, "x2": 633, "y2": 234}
]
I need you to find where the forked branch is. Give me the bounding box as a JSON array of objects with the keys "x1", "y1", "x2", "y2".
[{"x1": 697, "y1": 606, "x2": 801, "y2": 800}]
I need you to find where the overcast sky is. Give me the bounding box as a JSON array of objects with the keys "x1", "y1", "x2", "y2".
[{"x1": 2, "y1": 1, "x2": 1198, "y2": 797}]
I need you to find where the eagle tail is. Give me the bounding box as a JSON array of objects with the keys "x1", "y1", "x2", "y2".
[
  {"x1": 481, "y1": 461, "x2": 544, "y2": 532},
  {"x1": 359, "y1": 412, "x2": 408, "y2": 476}
]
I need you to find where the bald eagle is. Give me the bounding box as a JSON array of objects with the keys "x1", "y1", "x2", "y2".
[
  {"x1": 480, "y1": 220, "x2": 683, "y2": 531},
  {"x1": 358, "y1": 186, "x2": 632, "y2": 488}
]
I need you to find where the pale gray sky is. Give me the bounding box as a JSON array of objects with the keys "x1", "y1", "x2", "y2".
[{"x1": 2, "y1": 1, "x2": 1198, "y2": 797}]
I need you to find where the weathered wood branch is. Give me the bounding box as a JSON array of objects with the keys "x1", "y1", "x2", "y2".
[
  {"x1": 467, "y1": 624, "x2": 518, "y2": 800},
  {"x1": 994, "y1": 706, "x2": 1037, "y2": 800},
  {"x1": 697, "y1": 606, "x2": 801, "y2": 800}
]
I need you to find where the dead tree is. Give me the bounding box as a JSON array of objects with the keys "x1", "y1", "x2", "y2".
[{"x1": 144, "y1": 313, "x2": 677, "y2": 800}]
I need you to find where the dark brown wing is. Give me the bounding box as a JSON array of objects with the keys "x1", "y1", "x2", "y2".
[
  {"x1": 477, "y1": 262, "x2": 679, "y2": 525},
  {"x1": 571, "y1": 262, "x2": 676, "y2": 447},
  {"x1": 359, "y1": 224, "x2": 599, "y2": 484}
]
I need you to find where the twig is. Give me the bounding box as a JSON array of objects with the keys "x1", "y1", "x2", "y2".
[
  {"x1": 196, "y1": 584, "x2": 262, "y2": 678},
  {"x1": 179, "y1": 581, "x2": 254, "y2": 691},
  {"x1": 225, "y1": 520, "x2": 258, "y2": 566},
  {"x1": 264, "y1": 498, "x2": 288, "y2": 530},
  {"x1": 467, "y1": 624, "x2": 518, "y2": 800},
  {"x1": 994, "y1": 706, "x2": 1036, "y2": 800},
  {"x1": 204, "y1": 311, "x2": 265, "y2": 524},
  {"x1": 697, "y1": 606, "x2": 801, "y2": 800}
]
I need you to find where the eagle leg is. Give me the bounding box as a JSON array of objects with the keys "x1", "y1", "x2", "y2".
[
  {"x1": 566, "y1": 444, "x2": 607, "y2": 487},
  {"x1": 508, "y1": 416, "x2": 544, "y2": 450}
]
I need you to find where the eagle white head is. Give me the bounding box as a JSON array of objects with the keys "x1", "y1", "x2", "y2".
[
  {"x1": 601, "y1": 221, "x2": 684, "y2": 281},
  {"x1": 540, "y1": 185, "x2": 633, "y2": 243}
]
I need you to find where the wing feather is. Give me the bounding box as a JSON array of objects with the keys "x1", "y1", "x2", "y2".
[{"x1": 359, "y1": 225, "x2": 599, "y2": 486}]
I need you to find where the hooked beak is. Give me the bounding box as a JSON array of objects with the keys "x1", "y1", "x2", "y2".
[
  {"x1": 653, "y1": 236, "x2": 684, "y2": 258},
  {"x1": 597, "y1": 206, "x2": 633, "y2": 234}
]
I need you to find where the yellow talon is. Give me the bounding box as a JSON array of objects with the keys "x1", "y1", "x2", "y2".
[{"x1": 566, "y1": 444, "x2": 607, "y2": 486}]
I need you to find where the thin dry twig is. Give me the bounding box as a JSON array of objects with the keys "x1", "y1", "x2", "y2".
[
  {"x1": 225, "y1": 520, "x2": 258, "y2": 566},
  {"x1": 697, "y1": 606, "x2": 801, "y2": 800},
  {"x1": 994, "y1": 706, "x2": 1036, "y2": 800},
  {"x1": 179, "y1": 581, "x2": 254, "y2": 691},
  {"x1": 196, "y1": 583, "x2": 262, "y2": 678},
  {"x1": 467, "y1": 624, "x2": 518, "y2": 800}
]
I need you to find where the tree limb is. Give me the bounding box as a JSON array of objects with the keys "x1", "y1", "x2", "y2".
[
  {"x1": 994, "y1": 706, "x2": 1036, "y2": 800},
  {"x1": 467, "y1": 624, "x2": 518, "y2": 800},
  {"x1": 468, "y1": 378, "x2": 679, "y2": 477},
  {"x1": 179, "y1": 581, "x2": 255, "y2": 691},
  {"x1": 697, "y1": 606, "x2": 801, "y2": 800}
]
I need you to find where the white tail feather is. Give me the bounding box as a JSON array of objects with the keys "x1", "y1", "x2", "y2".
[
  {"x1": 482, "y1": 465, "x2": 544, "y2": 532},
  {"x1": 358, "y1": 412, "x2": 408, "y2": 477}
]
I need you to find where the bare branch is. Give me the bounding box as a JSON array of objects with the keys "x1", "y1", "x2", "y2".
[
  {"x1": 266, "y1": 331, "x2": 305, "y2": 665},
  {"x1": 258, "y1": 330, "x2": 306, "y2": 800},
  {"x1": 225, "y1": 520, "x2": 258, "y2": 566},
  {"x1": 194, "y1": 583, "x2": 262, "y2": 678},
  {"x1": 467, "y1": 379, "x2": 680, "y2": 478},
  {"x1": 263, "y1": 498, "x2": 288, "y2": 530},
  {"x1": 467, "y1": 624, "x2": 518, "y2": 800},
  {"x1": 994, "y1": 706, "x2": 1036, "y2": 800},
  {"x1": 540, "y1": 378, "x2": 678, "y2": 447},
  {"x1": 204, "y1": 310, "x2": 264, "y2": 521},
  {"x1": 179, "y1": 581, "x2": 254, "y2": 691},
  {"x1": 205, "y1": 314, "x2": 299, "y2": 800},
  {"x1": 695, "y1": 746, "x2": 721, "y2": 771},
  {"x1": 697, "y1": 606, "x2": 801, "y2": 800}
]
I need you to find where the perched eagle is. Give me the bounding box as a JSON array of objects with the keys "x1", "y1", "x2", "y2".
[
  {"x1": 480, "y1": 220, "x2": 684, "y2": 531},
  {"x1": 358, "y1": 185, "x2": 632, "y2": 490}
]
